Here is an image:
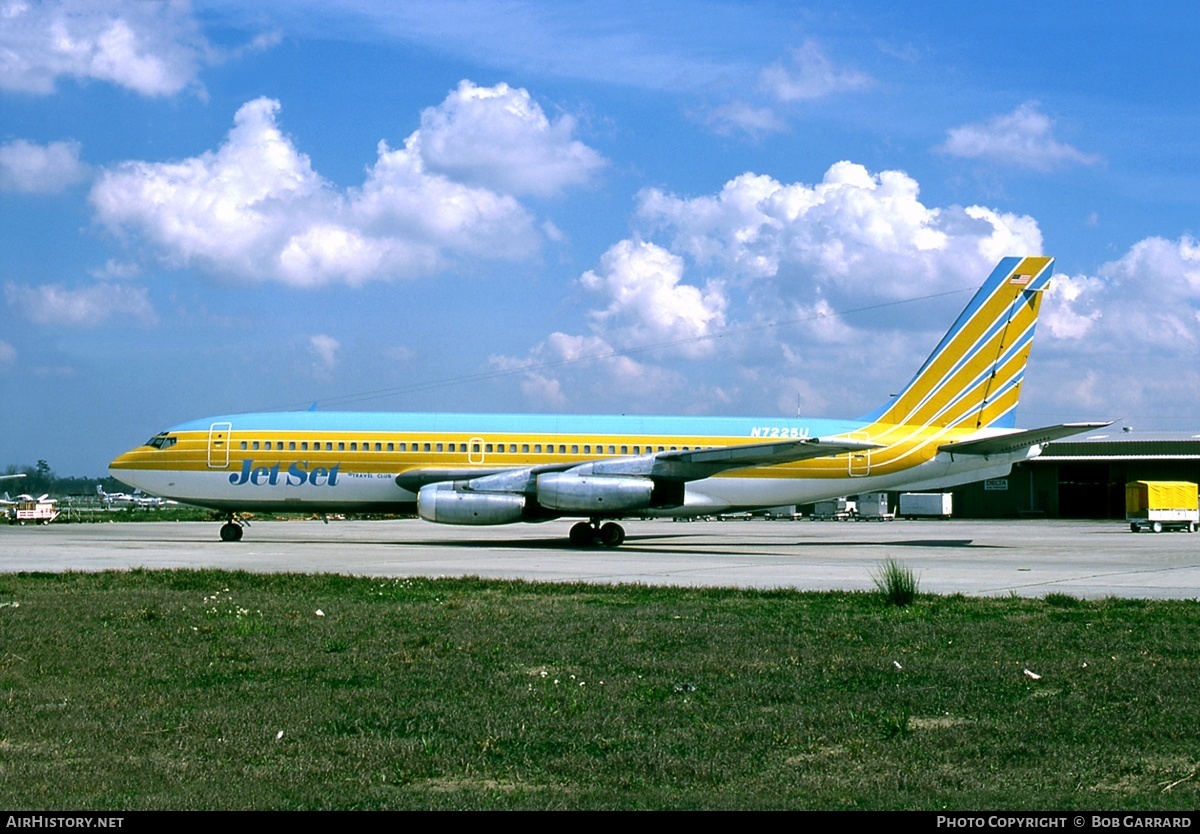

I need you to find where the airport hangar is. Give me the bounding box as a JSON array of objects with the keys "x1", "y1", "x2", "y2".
[{"x1": 934, "y1": 429, "x2": 1200, "y2": 520}]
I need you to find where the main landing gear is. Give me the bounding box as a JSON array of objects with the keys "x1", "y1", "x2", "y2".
[
  {"x1": 569, "y1": 520, "x2": 626, "y2": 548},
  {"x1": 219, "y1": 515, "x2": 246, "y2": 542}
]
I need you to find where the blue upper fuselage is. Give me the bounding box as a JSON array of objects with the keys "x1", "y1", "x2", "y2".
[{"x1": 167, "y1": 411, "x2": 868, "y2": 439}]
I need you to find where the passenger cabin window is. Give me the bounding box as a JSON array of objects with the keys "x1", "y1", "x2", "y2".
[
  {"x1": 436, "y1": 443, "x2": 444, "y2": 452},
  {"x1": 338, "y1": 442, "x2": 345, "y2": 451},
  {"x1": 240, "y1": 441, "x2": 248, "y2": 450}
]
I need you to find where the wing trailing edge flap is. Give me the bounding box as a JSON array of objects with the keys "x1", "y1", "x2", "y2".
[
  {"x1": 395, "y1": 436, "x2": 881, "y2": 493},
  {"x1": 938, "y1": 422, "x2": 1112, "y2": 457}
]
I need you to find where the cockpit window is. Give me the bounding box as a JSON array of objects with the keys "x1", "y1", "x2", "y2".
[{"x1": 143, "y1": 432, "x2": 177, "y2": 450}]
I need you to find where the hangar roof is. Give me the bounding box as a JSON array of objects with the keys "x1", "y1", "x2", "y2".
[{"x1": 1039, "y1": 431, "x2": 1200, "y2": 461}]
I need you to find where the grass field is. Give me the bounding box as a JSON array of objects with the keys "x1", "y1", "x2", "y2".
[{"x1": 0, "y1": 570, "x2": 1196, "y2": 810}]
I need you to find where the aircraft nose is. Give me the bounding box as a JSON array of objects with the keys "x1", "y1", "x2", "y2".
[
  {"x1": 108, "y1": 448, "x2": 146, "y2": 486},
  {"x1": 109, "y1": 448, "x2": 135, "y2": 472}
]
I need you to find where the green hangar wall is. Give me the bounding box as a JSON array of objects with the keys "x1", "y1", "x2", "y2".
[{"x1": 949, "y1": 431, "x2": 1200, "y2": 519}]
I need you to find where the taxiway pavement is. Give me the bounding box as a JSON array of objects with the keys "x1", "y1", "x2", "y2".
[{"x1": 3, "y1": 518, "x2": 1198, "y2": 599}]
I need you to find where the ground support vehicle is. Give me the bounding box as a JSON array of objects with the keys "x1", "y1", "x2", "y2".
[{"x1": 1126, "y1": 481, "x2": 1199, "y2": 533}]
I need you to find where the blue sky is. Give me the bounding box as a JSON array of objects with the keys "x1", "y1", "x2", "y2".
[{"x1": 2, "y1": 0, "x2": 1199, "y2": 476}]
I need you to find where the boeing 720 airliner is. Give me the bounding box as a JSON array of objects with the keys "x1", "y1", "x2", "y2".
[{"x1": 110, "y1": 256, "x2": 1104, "y2": 545}]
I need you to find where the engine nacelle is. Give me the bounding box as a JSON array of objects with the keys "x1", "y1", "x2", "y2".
[
  {"x1": 536, "y1": 473, "x2": 660, "y2": 513},
  {"x1": 417, "y1": 483, "x2": 527, "y2": 525}
]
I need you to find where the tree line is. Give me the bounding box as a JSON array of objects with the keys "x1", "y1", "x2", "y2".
[{"x1": 3, "y1": 461, "x2": 129, "y2": 498}]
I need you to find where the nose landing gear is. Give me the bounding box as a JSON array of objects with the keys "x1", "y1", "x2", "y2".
[{"x1": 218, "y1": 515, "x2": 246, "y2": 542}]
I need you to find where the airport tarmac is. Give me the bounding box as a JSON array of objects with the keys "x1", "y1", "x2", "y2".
[{"x1": 3, "y1": 517, "x2": 1199, "y2": 599}]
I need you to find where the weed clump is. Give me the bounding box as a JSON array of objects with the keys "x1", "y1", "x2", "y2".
[{"x1": 871, "y1": 559, "x2": 919, "y2": 606}]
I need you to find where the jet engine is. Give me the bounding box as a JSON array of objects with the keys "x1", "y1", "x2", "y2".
[
  {"x1": 535, "y1": 473, "x2": 683, "y2": 513},
  {"x1": 417, "y1": 482, "x2": 527, "y2": 525}
]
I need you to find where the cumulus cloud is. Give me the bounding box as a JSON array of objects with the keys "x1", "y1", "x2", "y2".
[
  {"x1": 499, "y1": 160, "x2": 1051, "y2": 416},
  {"x1": 580, "y1": 240, "x2": 727, "y2": 357},
  {"x1": 0, "y1": 0, "x2": 209, "y2": 96},
  {"x1": 1041, "y1": 272, "x2": 1103, "y2": 340},
  {"x1": 1022, "y1": 235, "x2": 1200, "y2": 427},
  {"x1": 90, "y1": 92, "x2": 564, "y2": 286},
  {"x1": 411, "y1": 80, "x2": 606, "y2": 196},
  {"x1": 938, "y1": 103, "x2": 1101, "y2": 171},
  {"x1": 491, "y1": 157, "x2": 1192, "y2": 429},
  {"x1": 5, "y1": 280, "x2": 157, "y2": 326},
  {"x1": 490, "y1": 331, "x2": 682, "y2": 410},
  {"x1": 637, "y1": 160, "x2": 1042, "y2": 307},
  {"x1": 759, "y1": 40, "x2": 873, "y2": 103},
  {"x1": 0, "y1": 138, "x2": 89, "y2": 192},
  {"x1": 1040, "y1": 236, "x2": 1200, "y2": 349},
  {"x1": 492, "y1": 240, "x2": 725, "y2": 408}
]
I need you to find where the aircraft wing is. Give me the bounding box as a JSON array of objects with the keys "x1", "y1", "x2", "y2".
[
  {"x1": 634, "y1": 436, "x2": 881, "y2": 479},
  {"x1": 397, "y1": 436, "x2": 880, "y2": 493},
  {"x1": 394, "y1": 461, "x2": 579, "y2": 492},
  {"x1": 938, "y1": 422, "x2": 1112, "y2": 457}
]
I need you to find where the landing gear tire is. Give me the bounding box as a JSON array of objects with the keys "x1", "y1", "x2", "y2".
[
  {"x1": 598, "y1": 522, "x2": 625, "y2": 548},
  {"x1": 569, "y1": 522, "x2": 594, "y2": 547},
  {"x1": 219, "y1": 521, "x2": 243, "y2": 542},
  {"x1": 1152, "y1": 521, "x2": 1163, "y2": 534},
  {"x1": 568, "y1": 520, "x2": 626, "y2": 548},
  {"x1": 1130, "y1": 522, "x2": 1141, "y2": 533}
]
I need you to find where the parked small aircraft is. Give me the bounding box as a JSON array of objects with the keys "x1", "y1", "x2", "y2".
[{"x1": 96, "y1": 485, "x2": 168, "y2": 509}]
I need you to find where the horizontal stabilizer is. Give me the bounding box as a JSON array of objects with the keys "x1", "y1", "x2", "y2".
[{"x1": 939, "y1": 422, "x2": 1112, "y2": 456}]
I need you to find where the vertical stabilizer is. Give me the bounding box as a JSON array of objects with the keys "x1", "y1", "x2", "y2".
[{"x1": 863, "y1": 256, "x2": 1053, "y2": 430}]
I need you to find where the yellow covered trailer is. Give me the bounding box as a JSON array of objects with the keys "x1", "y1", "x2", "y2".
[{"x1": 1125, "y1": 481, "x2": 1199, "y2": 533}]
